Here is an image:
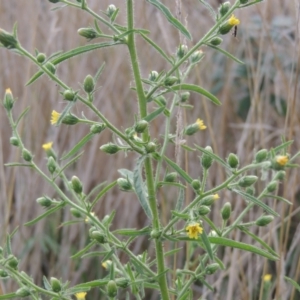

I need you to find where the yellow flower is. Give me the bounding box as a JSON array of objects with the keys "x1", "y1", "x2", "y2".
[
  {"x1": 75, "y1": 292, "x2": 87, "y2": 300},
  {"x1": 276, "y1": 155, "x2": 288, "y2": 166},
  {"x1": 42, "y1": 142, "x2": 53, "y2": 151},
  {"x1": 196, "y1": 118, "x2": 207, "y2": 130},
  {"x1": 51, "y1": 110, "x2": 60, "y2": 125},
  {"x1": 228, "y1": 14, "x2": 240, "y2": 26},
  {"x1": 186, "y1": 223, "x2": 203, "y2": 239},
  {"x1": 102, "y1": 260, "x2": 112, "y2": 269},
  {"x1": 213, "y1": 194, "x2": 220, "y2": 200},
  {"x1": 263, "y1": 274, "x2": 272, "y2": 282},
  {"x1": 5, "y1": 88, "x2": 12, "y2": 95}
]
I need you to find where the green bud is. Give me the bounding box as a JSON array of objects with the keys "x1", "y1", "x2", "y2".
[
  {"x1": 271, "y1": 155, "x2": 289, "y2": 171},
  {"x1": 155, "y1": 95, "x2": 166, "y2": 106},
  {"x1": 209, "y1": 37, "x2": 223, "y2": 46},
  {"x1": 117, "y1": 178, "x2": 132, "y2": 191},
  {"x1": 201, "y1": 194, "x2": 219, "y2": 206},
  {"x1": 0, "y1": 270, "x2": 8, "y2": 278},
  {"x1": 0, "y1": 29, "x2": 18, "y2": 49},
  {"x1": 100, "y1": 143, "x2": 120, "y2": 154},
  {"x1": 221, "y1": 202, "x2": 231, "y2": 221},
  {"x1": 70, "y1": 208, "x2": 81, "y2": 218},
  {"x1": 164, "y1": 76, "x2": 178, "y2": 86},
  {"x1": 164, "y1": 172, "x2": 177, "y2": 183},
  {"x1": 180, "y1": 92, "x2": 190, "y2": 102},
  {"x1": 150, "y1": 229, "x2": 161, "y2": 239},
  {"x1": 107, "y1": 280, "x2": 118, "y2": 298},
  {"x1": 218, "y1": 1, "x2": 231, "y2": 17},
  {"x1": 274, "y1": 171, "x2": 286, "y2": 181},
  {"x1": 3, "y1": 88, "x2": 14, "y2": 111},
  {"x1": 145, "y1": 142, "x2": 156, "y2": 153},
  {"x1": 63, "y1": 89, "x2": 76, "y2": 101},
  {"x1": 83, "y1": 75, "x2": 95, "y2": 93},
  {"x1": 47, "y1": 156, "x2": 56, "y2": 174},
  {"x1": 7, "y1": 255, "x2": 18, "y2": 269},
  {"x1": 255, "y1": 215, "x2": 274, "y2": 227},
  {"x1": 36, "y1": 196, "x2": 52, "y2": 208},
  {"x1": 191, "y1": 179, "x2": 201, "y2": 190},
  {"x1": 190, "y1": 50, "x2": 204, "y2": 64},
  {"x1": 48, "y1": 0, "x2": 60, "y2": 3},
  {"x1": 267, "y1": 181, "x2": 277, "y2": 193},
  {"x1": 71, "y1": 176, "x2": 83, "y2": 194},
  {"x1": 177, "y1": 44, "x2": 188, "y2": 58},
  {"x1": 50, "y1": 277, "x2": 62, "y2": 292},
  {"x1": 10, "y1": 137, "x2": 19, "y2": 147},
  {"x1": 149, "y1": 70, "x2": 158, "y2": 81},
  {"x1": 227, "y1": 153, "x2": 239, "y2": 168},
  {"x1": 22, "y1": 148, "x2": 33, "y2": 162},
  {"x1": 201, "y1": 146, "x2": 214, "y2": 169},
  {"x1": 107, "y1": 4, "x2": 117, "y2": 18},
  {"x1": 90, "y1": 231, "x2": 106, "y2": 243},
  {"x1": 255, "y1": 149, "x2": 268, "y2": 163},
  {"x1": 78, "y1": 27, "x2": 97, "y2": 40},
  {"x1": 184, "y1": 123, "x2": 198, "y2": 136},
  {"x1": 90, "y1": 123, "x2": 106, "y2": 134},
  {"x1": 238, "y1": 176, "x2": 258, "y2": 188},
  {"x1": 245, "y1": 186, "x2": 255, "y2": 196},
  {"x1": 135, "y1": 120, "x2": 148, "y2": 133},
  {"x1": 198, "y1": 205, "x2": 211, "y2": 216},
  {"x1": 15, "y1": 287, "x2": 30, "y2": 298},
  {"x1": 36, "y1": 53, "x2": 46, "y2": 63},
  {"x1": 116, "y1": 278, "x2": 129, "y2": 289},
  {"x1": 62, "y1": 114, "x2": 79, "y2": 125},
  {"x1": 45, "y1": 62, "x2": 56, "y2": 74},
  {"x1": 240, "y1": 0, "x2": 248, "y2": 4},
  {"x1": 205, "y1": 263, "x2": 219, "y2": 275}
]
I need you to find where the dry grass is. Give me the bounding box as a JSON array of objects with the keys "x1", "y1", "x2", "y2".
[{"x1": 0, "y1": 0, "x2": 299, "y2": 299}]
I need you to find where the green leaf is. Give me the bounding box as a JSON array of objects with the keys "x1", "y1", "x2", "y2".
[
  {"x1": 272, "y1": 140, "x2": 293, "y2": 154},
  {"x1": 214, "y1": 255, "x2": 225, "y2": 270},
  {"x1": 158, "y1": 182, "x2": 186, "y2": 189},
  {"x1": 115, "y1": 28, "x2": 150, "y2": 40},
  {"x1": 143, "y1": 107, "x2": 165, "y2": 123},
  {"x1": 208, "y1": 45, "x2": 244, "y2": 65},
  {"x1": 265, "y1": 194, "x2": 292, "y2": 205},
  {"x1": 85, "y1": 181, "x2": 107, "y2": 202},
  {"x1": 208, "y1": 237, "x2": 279, "y2": 260},
  {"x1": 146, "y1": 0, "x2": 192, "y2": 40},
  {"x1": 71, "y1": 241, "x2": 97, "y2": 259},
  {"x1": 201, "y1": 215, "x2": 221, "y2": 236},
  {"x1": 26, "y1": 42, "x2": 121, "y2": 85},
  {"x1": 60, "y1": 132, "x2": 94, "y2": 160},
  {"x1": 175, "y1": 187, "x2": 185, "y2": 212},
  {"x1": 102, "y1": 249, "x2": 114, "y2": 262},
  {"x1": 171, "y1": 211, "x2": 189, "y2": 220},
  {"x1": 90, "y1": 181, "x2": 117, "y2": 209},
  {"x1": 233, "y1": 189, "x2": 279, "y2": 217},
  {"x1": 170, "y1": 84, "x2": 221, "y2": 105},
  {"x1": 94, "y1": 62, "x2": 106, "y2": 82},
  {"x1": 43, "y1": 276, "x2": 52, "y2": 291},
  {"x1": 201, "y1": 230, "x2": 214, "y2": 261},
  {"x1": 71, "y1": 279, "x2": 109, "y2": 289},
  {"x1": 118, "y1": 169, "x2": 134, "y2": 182},
  {"x1": 164, "y1": 247, "x2": 182, "y2": 257},
  {"x1": 5, "y1": 234, "x2": 12, "y2": 256},
  {"x1": 102, "y1": 210, "x2": 116, "y2": 228},
  {"x1": 284, "y1": 276, "x2": 300, "y2": 292},
  {"x1": 81, "y1": 251, "x2": 108, "y2": 259},
  {"x1": 65, "y1": 287, "x2": 91, "y2": 296},
  {"x1": 110, "y1": 8, "x2": 119, "y2": 22},
  {"x1": 133, "y1": 156, "x2": 152, "y2": 219},
  {"x1": 140, "y1": 33, "x2": 173, "y2": 65},
  {"x1": 163, "y1": 156, "x2": 193, "y2": 183},
  {"x1": 24, "y1": 203, "x2": 66, "y2": 226},
  {"x1": 113, "y1": 227, "x2": 151, "y2": 236},
  {"x1": 15, "y1": 107, "x2": 30, "y2": 128},
  {"x1": 0, "y1": 293, "x2": 17, "y2": 299},
  {"x1": 5, "y1": 163, "x2": 32, "y2": 168},
  {"x1": 180, "y1": 144, "x2": 196, "y2": 152}
]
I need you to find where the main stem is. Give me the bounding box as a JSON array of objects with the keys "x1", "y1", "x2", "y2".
[{"x1": 126, "y1": 1, "x2": 169, "y2": 299}]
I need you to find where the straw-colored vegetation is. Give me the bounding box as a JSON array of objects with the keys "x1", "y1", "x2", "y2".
[{"x1": 0, "y1": 0, "x2": 299, "y2": 299}]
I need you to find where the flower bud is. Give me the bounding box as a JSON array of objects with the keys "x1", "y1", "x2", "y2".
[
  {"x1": 177, "y1": 44, "x2": 188, "y2": 59},
  {"x1": 7, "y1": 255, "x2": 18, "y2": 269},
  {"x1": 205, "y1": 263, "x2": 219, "y2": 275},
  {"x1": 48, "y1": 0, "x2": 60, "y2": 3},
  {"x1": 3, "y1": 88, "x2": 14, "y2": 111},
  {"x1": 63, "y1": 89, "x2": 76, "y2": 101},
  {"x1": 36, "y1": 53, "x2": 46, "y2": 63},
  {"x1": 191, "y1": 179, "x2": 201, "y2": 190},
  {"x1": 135, "y1": 120, "x2": 148, "y2": 133},
  {"x1": 100, "y1": 143, "x2": 120, "y2": 154},
  {"x1": 15, "y1": 287, "x2": 30, "y2": 298},
  {"x1": 22, "y1": 148, "x2": 33, "y2": 162},
  {"x1": 164, "y1": 76, "x2": 178, "y2": 86},
  {"x1": 50, "y1": 277, "x2": 62, "y2": 292},
  {"x1": 227, "y1": 153, "x2": 239, "y2": 168},
  {"x1": 47, "y1": 156, "x2": 56, "y2": 174},
  {"x1": 184, "y1": 118, "x2": 206, "y2": 135},
  {"x1": 78, "y1": 28, "x2": 97, "y2": 40},
  {"x1": 201, "y1": 146, "x2": 214, "y2": 169},
  {"x1": 90, "y1": 230, "x2": 106, "y2": 243},
  {"x1": 45, "y1": 62, "x2": 56, "y2": 74},
  {"x1": 190, "y1": 50, "x2": 204, "y2": 64},
  {"x1": 0, "y1": 270, "x2": 8, "y2": 278},
  {"x1": 107, "y1": 4, "x2": 117, "y2": 18},
  {"x1": 219, "y1": 15, "x2": 240, "y2": 35},
  {"x1": 201, "y1": 194, "x2": 219, "y2": 206},
  {"x1": 218, "y1": 1, "x2": 231, "y2": 17},
  {"x1": 198, "y1": 205, "x2": 211, "y2": 216},
  {"x1": 149, "y1": 70, "x2": 158, "y2": 81},
  {"x1": 255, "y1": 215, "x2": 274, "y2": 227},
  {"x1": 267, "y1": 181, "x2": 277, "y2": 193},
  {"x1": 71, "y1": 176, "x2": 83, "y2": 194},
  {"x1": 180, "y1": 92, "x2": 190, "y2": 102},
  {"x1": 10, "y1": 137, "x2": 19, "y2": 147},
  {"x1": 155, "y1": 95, "x2": 166, "y2": 106},
  {"x1": 0, "y1": 29, "x2": 18, "y2": 49},
  {"x1": 245, "y1": 186, "x2": 255, "y2": 196},
  {"x1": 62, "y1": 114, "x2": 79, "y2": 125},
  {"x1": 90, "y1": 123, "x2": 106, "y2": 134},
  {"x1": 238, "y1": 176, "x2": 258, "y2": 188},
  {"x1": 209, "y1": 37, "x2": 223, "y2": 46},
  {"x1": 274, "y1": 171, "x2": 286, "y2": 181},
  {"x1": 107, "y1": 280, "x2": 118, "y2": 298},
  {"x1": 145, "y1": 142, "x2": 156, "y2": 153},
  {"x1": 70, "y1": 208, "x2": 82, "y2": 218},
  {"x1": 240, "y1": 0, "x2": 248, "y2": 4},
  {"x1": 36, "y1": 196, "x2": 53, "y2": 208},
  {"x1": 83, "y1": 75, "x2": 95, "y2": 93},
  {"x1": 116, "y1": 278, "x2": 129, "y2": 289},
  {"x1": 255, "y1": 149, "x2": 268, "y2": 163},
  {"x1": 150, "y1": 229, "x2": 161, "y2": 239},
  {"x1": 164, "y1": 172, "x2": 177, "y2": 183},
  {"x1": 117, "y1": 178, "x2": 132, "y2": 191},
  {"x1": 221, "y1": 202, "x2": 231, "y2": 221},
  {"x1": 272, "y1": 155, "x2": 289, "y2": 170}
]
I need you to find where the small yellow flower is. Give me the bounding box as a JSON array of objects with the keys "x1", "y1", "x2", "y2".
[
  {"x1": 228, "y1": 14, "x2": 240, "y2": 26},
  {"x1": 263, "y1": 274, "x2": 272, "y2": 282},
  {"x1": 276, "y1": 155, "x2": 288, "y2": 167},
  {"x1": 51, "y1": 110, "x2": 60, "y2": 125},
  {"x1": 42, "y1": 142, "x2": 53, "y2": 151},
  {"x1": 5, "y1": 88, "x2": 12, "y2": 95},
  {"x1": 102, "y1": 260, "x2": 112, "y2": 269},
  {"x1": 85, "y1": 212, "x2": 95, "y2": 223},
  {"x1": 75, "y1": 292, "x2": 87, "y2": 300},
  {"x1": 186, "y1": 223, "x2": 203, "y2": 239},
  {"x1": 196, "y1": 118, "x2": 207, "y2": 130},
  {"x1": 213, "y1": 194, "x2": 220, "y2": 200}
]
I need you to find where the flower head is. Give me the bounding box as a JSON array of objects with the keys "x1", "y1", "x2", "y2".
[
  {"x1": 75, "y1": 292, "x2": 87, "y2": 300},
  {"x1": 263, "y1": 274, "x2": 272, "y2": 282},
  {"x1": 42, "y1": 142, "x2": 53, "y2": 151},
  {"x1": 228, "y1": 14, "x2": 240, "y2": 26},
  {"x1": 213, "y1": 194, "x2": 220, "y2": 200},
  {"x1": 196, "y1": 118, "x2": 207, "y2": 130},
  {"x1": 186, "y1": 223, "x2": 203, "y2": 239},
  {"x1": 51, "y1": 110, "x2": 60, "y2": 125},
  {"x1": 275, "y1": 155, "x2": 288, "y2": 167},
  {"x1": 6, "y1": 88, "x2": 12, "y2": 95}
]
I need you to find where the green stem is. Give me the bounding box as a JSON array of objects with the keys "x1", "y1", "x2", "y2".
[{"x1": 126, "y1": 1, "x2": 169, "y2": 299}]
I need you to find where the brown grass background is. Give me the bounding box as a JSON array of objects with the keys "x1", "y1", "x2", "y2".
[{"x1": 0, "y1": 0, "x2": 299, "y2": 299}]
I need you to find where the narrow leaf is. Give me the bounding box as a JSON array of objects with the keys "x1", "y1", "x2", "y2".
[
  {"x1": 284, "y1": 276, "x2": 300, "y2": 292},
  {"x1": 54, "y1": 152, "x2": 84, "y2": 179},
  {"x1": 55, "y1": 101, "x2": 75, "y2": 127},
  {"x1": 171, "y1": 211, "x2": 189, "y2": 220},
  {"x1": 175, "y1": 187, "x2": 185, "y2": 212},
  {"x1": 143, "y1": 107, "x2": 165, "y2": 122},
  {"x1": 202, "y1": 215, "x2": 222, "y2": 236},
  {"x1": 15, "y1": 107, "x2": 30, "y2": 128},
  {"x1": 90, "y1": 181, "x2": 117, "y2": 209},
  {"x1": 43, "y1": 276, "x2": 52, "y2": 291},
  {"x1": 200, "y1": 230, "x2": 214, "y2": 261},
  {"x1": 71, "y1": 280, "x2": 109, "y2": 289},
  {"x1": 113, "y1": 227, "x2": 151, "y2": 236},
  {"x1": 5, "y1": 163, "x2": 33, "y2": 168},
  {"x1": 265, "y1": 194, "x2": 292, "y2": 205},
  {"x1": 272, "y1": 140, "x2": 293, "y2": 154},
  {"x1": 102, "y1": 249, "x2": 114, "y2": 262},
  {"x1": 71, "y1": 241, "x2": 97, "y2": 259},
  {"x1": 0, "y1": 293, "x2": 16, "y2": 299},
  {"x1": 208, "y1": 45, "x2": 244, "y2": 64},
  {"x1": 94, "y1": 62, "x2": 105, "y2": 82},
  {"x1": 164, "y1": 156, "x2": 193, "y2": 183}
]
